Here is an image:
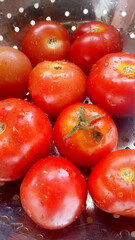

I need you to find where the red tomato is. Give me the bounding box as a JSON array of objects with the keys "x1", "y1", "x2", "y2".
[
  {"x1": 53, "y1": 103, "x2": 118, "y2": 167},
  {"x1": 0, "y1": 46, "x2": 32, "y2": 100},
  {"x1": 29, "y1": 60, "x2": 87, "y2": 118},
  {"x1": 88, "y1": 149, "x2": 135, "y2": 217},
  {"x1": 0, "y1": 98, "x2": 53, "y2": 181},
  {"x1": 87, "y1": 52, "x2": 135, "y2": 117},
  {"x1": 69, "y1": 21, "x2": 123, "y2": 74},
  {"x1": 21, "y1": 21, "x2": 71, "y2": 66},
  {"x1": 20, "y1": 156, "x2": 87, "y2": 230}
]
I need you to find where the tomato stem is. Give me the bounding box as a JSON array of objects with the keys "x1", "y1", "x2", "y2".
[
  {"x1": 64, "y1": 107, "x2": 105, "y2": 139},
  {"x1": 0, "y1": 122, "x2": 6, "y2": 134}
]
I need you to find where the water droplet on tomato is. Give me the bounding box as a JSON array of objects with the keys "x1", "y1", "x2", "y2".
[
  {"x1": 104, "y1": 62, "x2": 109, "y2": 66},
  {"x1": 117, "y1": 192, "x2": 123, "y2": 198}
]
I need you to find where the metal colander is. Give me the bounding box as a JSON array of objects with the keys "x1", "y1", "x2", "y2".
[{"x1": 0, "y1": 0, "x2": 135, "y2": 239}]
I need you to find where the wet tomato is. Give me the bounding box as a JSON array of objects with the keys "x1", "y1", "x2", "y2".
[
  {"x1": 53, "y1": 103, "x2": 118, "y2": 167},
  {"x1": 69, "y1": 21, "x2": 123, "y2": 74},
  {"x1": 20, "y1": 156, "x2": 87, "y2": 230},
  {"x1": 0, "y1": 98, "x2": 53, "y2": 181},
  {"x1": 0, "y1": 46, "x2": 32, "y2": 100},
  {"x1": 29, "y1": 60, "x2": 87, "y2": 118},
  {"x1": 88, "y1": 149, "x2": 135, "y2": 217},
  {"x1": 87, "y1": 52, "x2": 135, "y2": 117},
  {"x1": 22, "y1": 21, "x2": 71, "y2": 66}
]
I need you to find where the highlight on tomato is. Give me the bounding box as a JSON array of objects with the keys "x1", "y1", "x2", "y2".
[
  {"x1": 20, "y1": 156, "x2": 87, "y2": 230},
  {"x1": 53, "y1": 102, "x2": 118, "y2": 167}
]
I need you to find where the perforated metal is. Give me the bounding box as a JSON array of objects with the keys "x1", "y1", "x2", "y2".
[{"x1": 0, "y1": 0, "x2": 135, "y2": 239}]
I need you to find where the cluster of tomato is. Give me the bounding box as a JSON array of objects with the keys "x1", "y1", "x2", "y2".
[{"x1": 0, "y1": 20, "x2": 135, "y2": 230}]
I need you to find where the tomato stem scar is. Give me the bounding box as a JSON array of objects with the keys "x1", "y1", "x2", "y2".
[
  {"x1": 120, "y1": 167, "x2": 134, "y2": 182},
  {"x1": 64, "y1": 107, "x2": 105, "y2": 139},
  {"x1": 54, "y1": 65, "x2": 62, "y2": 70},
  {"x1": 123, "y1": 67, "x2": 134, "y2": 74},
  {"x1": 0, "y1": 122, "x2": 6, "y2": 134},
  {"x1": 48, "y1": 36, "x2": 57, "y2": 45}
]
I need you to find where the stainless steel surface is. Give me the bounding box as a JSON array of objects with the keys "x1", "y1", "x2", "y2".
[{"x1": 0, "y1": 0, "x2": 135, "y2": 239}]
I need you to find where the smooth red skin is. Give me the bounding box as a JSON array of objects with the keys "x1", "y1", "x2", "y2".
[
  {"x1": 87, "y1": 52, "x2": 135, "y2": 118},
  {"x1": 20, "y1": 156, "x2": 87, "y2": 230},
  {"x1": 22, "y1": 21, "x2": 71, "y2": 66},
  {"x1": 53, "y1": 103, "x2": 118, "y2": 167},
  {"x1": 69, "y1": 21, "x2": 123, "y2": 75},
  {"x1": 0, "y1": 98, "x2": 53, "y2": 181},
  {"x1": 0, "y1": 46, "x2": 32, "y2": 100},
  {"x1": 29, "y1": 61, "x2": 87, "y2": 118},
  {"x1": 71, "y1": 20, "x2": 109, "y2": 42},
  {"x1": 88, "y1": 149, "x2": 135, "y2": 217}
]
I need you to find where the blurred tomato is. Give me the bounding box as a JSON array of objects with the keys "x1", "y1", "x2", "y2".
[
  {"x1": 0, "y1": 98, "x2": 52, "y2": 181},
  {"x1": 53, "y1": 103, "x2": 118, "y2": 167},
  {"x1": 0, "y1": 46, "x2": 32, "y2": 100},
  {"x1": 87, "y1": 52, "x2": 135, "y2": 117},
  {"x1": 20, "y1": 156, "x2": 87, "y2": 230},
  {"x1": 29, "y1": 60, "x2": 87, "y2": 118},
  {"x1": 88, "y1": 149, "x2": 135, "y2": 217},
  {"x1": 69, "y1": 21, "x2": 123, "y2": 74},
  {"x1": 22, "y1": 21, "x2": 71, "y2": 66}
]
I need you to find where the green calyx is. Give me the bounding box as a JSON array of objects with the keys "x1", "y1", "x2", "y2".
[{"x1": 64, "y1": 107, "x2": 105, "y2": 140}]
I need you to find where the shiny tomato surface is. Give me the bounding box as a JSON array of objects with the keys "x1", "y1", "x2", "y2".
[
  {"x1": 29, "y1": 60, "x2": 87, "y2": 118},
  {"x1": 53, "y1": 103, "x2": 118, "y2": 167},
  {"x1": 0, "y1": 98, "x2": 53, "y2": 181},
  {"x1": 0, "y1": 46, "x2": 32, "y2": 100},
  {"x1": 69, "y1": 21, "x2": 123, "y2": 75},
  {"x1": 87, "y1": 52, "x2": 135, "y2": 117},
  {"x1": 88, "y1": 149, "x2": 135, "y2": 217},
  {"x1": 20, "y1": 156, "x2": 87, "y2": 230},
  {"x1": 22, "y1": 21, "x2": 71, "y2": 66}
]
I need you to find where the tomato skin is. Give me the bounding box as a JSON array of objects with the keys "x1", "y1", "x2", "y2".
[
  {"x1": 87, "y1": 52, "x2": 135, "y2": 117},
  {"x1": 88, "y1": 149, "x2": 135, "y2": 217},
  {"x1": 29, "y1": 60, "x2": 87, "y2": 118},
  {"x1": 53, "y1": 103, "x2": 118, "y2": 167},
  {"x1": 69, "y1": 21, "x2": 123, "y2": 75},
  {"x1": 20, "y1": 156, "x2": 87, "y2": 230},
  {"x1": 0, "y1": 46, "x2": 32, "y2": 100},
  {"x1": 0, "y1": 98, "x2": 53, "y2": 181},
  {"x1": 22, "y1": 21, "x2": 71, "y2": 66}
]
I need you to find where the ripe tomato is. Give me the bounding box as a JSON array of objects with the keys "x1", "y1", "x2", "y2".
[
  {"x1": 53, "y1": 103, "x2": 118, "y2": 167},
  {"x1": 87, "y1": 52, "x2": 135, "y2": 118},
  {"x1": 88, "y1": 149, "x2": 135, "y2": 217},
  {"x1": 21, "y1": 21, "x2": 71, "y2": 66},
  {"x1": 0, "y1": 46, "x2": 32, "y2": 100},
  {"x1": 20, "y1": 156, "x2": 87, "y2": 230},
  {"x1": 69, "y1": 21, "x2": 123, "y2": 74},
  {"x1": 0, "y1": 98, "x2": 53, "y2": 181},
  {"x1": 29, "y1": 60, "x2": 87, "y2": 118}
]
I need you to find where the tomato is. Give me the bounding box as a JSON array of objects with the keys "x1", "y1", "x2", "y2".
[
  {"x1": 20, "y1": 155, "x2": 87, "y2": 230},
  {"x1": 88, "y1": 149, "x2": 135, "y2": 217},
  {"x1": 21, "y1": 21, "x2": 71, "y2": 66},
  {"x1": 69, "y1": 21, "x2": 123, "y2": 74},
  {"x1": 0, "y1": 46, "x2": 32, "y2": 100},
  {"x1": 87, "y1": 52, "x2": 135, "y2": 118},
  {"x1": 53, "y1": 103, "x2": 118, "y2": 167},
  {"x1": 0, "y1": 98, "x2": 53, "y2": 181},
  {"x1": 29, "y1": 60, "x2": 87, "y2": 118}
]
